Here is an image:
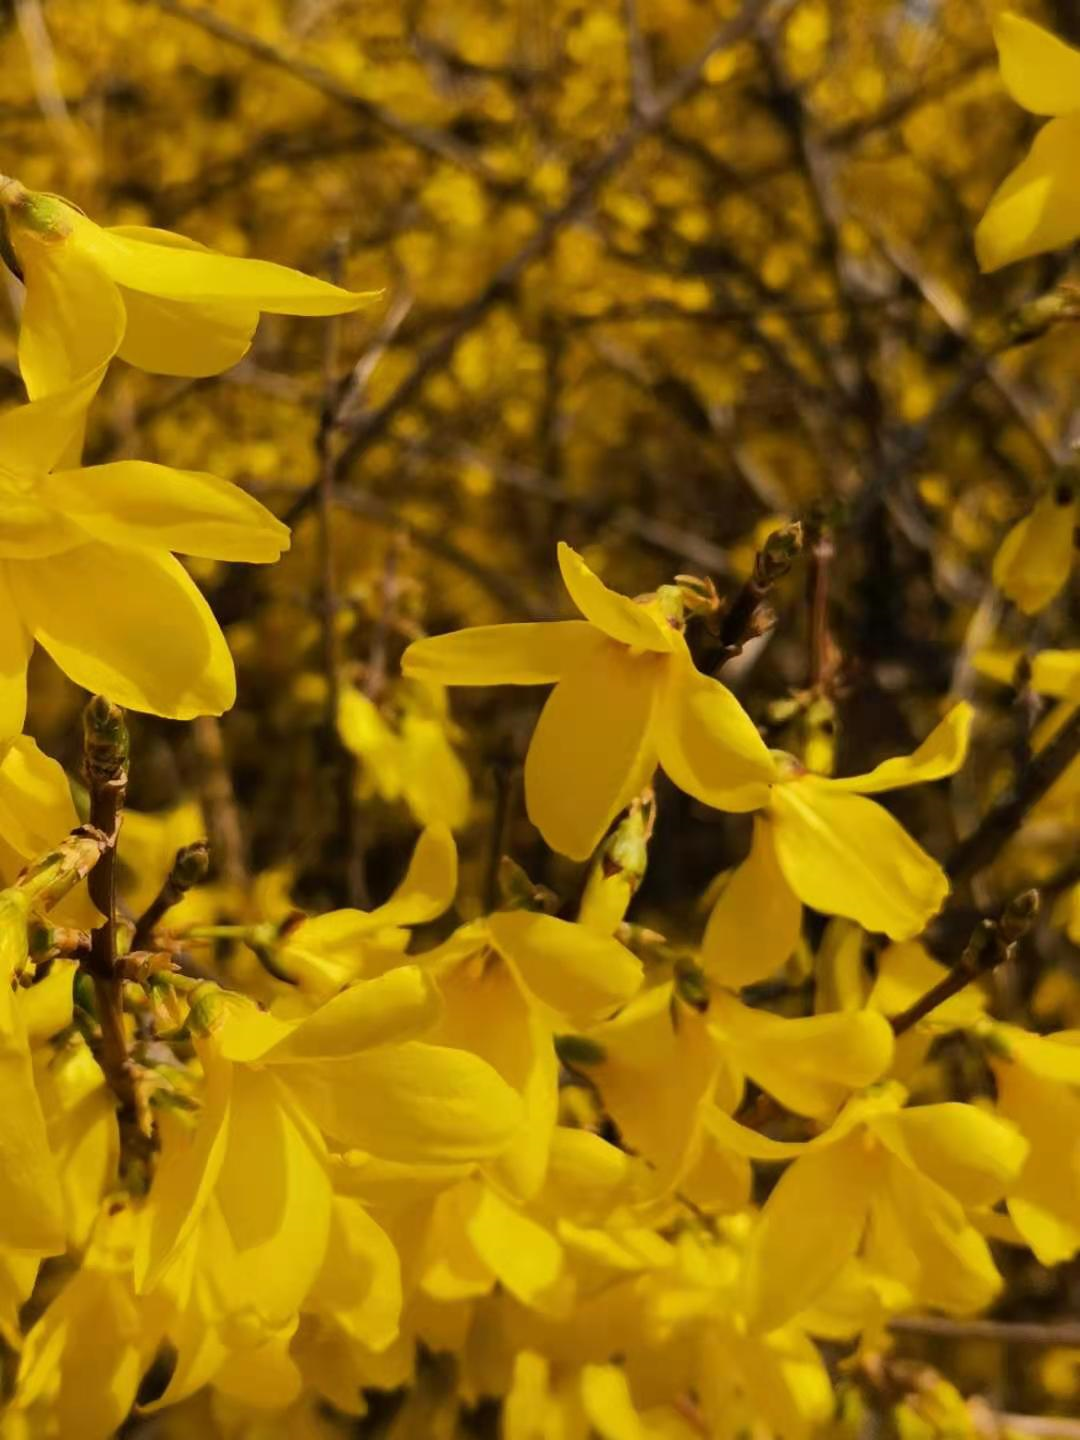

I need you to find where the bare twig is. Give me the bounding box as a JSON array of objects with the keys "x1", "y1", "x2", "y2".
[
  {"x1": 890, "y1": 891, "x2": 1039, "y2": 1036},
  {"x1": 282, "y1": 0, "x2": 773, "y2": 528},
  {"x1": 890, "y1": 1315, "x2": 1080, "y2": 1347},
  {"x1": 946, "y1": 709, "x2": 1080, "y2": 884},
  {"x1": 716, "y1": 521, "x2": 803, "y2": 660},
  {"x1": 191, "y1": 716, "x2": 249, "y2": 892}
]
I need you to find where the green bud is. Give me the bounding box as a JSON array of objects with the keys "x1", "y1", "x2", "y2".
[
  {"x1": 186, "y1": 983, "x2": 228, "y2": 1038},
  {"x1": 674, "y1": 956, "x2": 710, "y2": 1013},
  {"x1": 83, "y1": 695, "x2": 129, "y2": 787}
]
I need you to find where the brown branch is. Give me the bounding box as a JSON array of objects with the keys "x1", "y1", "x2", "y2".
[
  {"x1": 191, "y1": 716, "x2": 249, "y2": 891},
  {"x1": 889, "y1": 1315, "x2": 1080, "y2": 1347},
  {"x1": 281, "y1": 0, "x2": 773, "y2": 529},
  {"x1": 82, "y1": 698, "x2": 139, "y2": 1123},
  {"x1": 890, "y1": 891, "x2": 1039, "y2": 1036},
  {"x1": 946, "y1": 709, "x2": 1080, "y2": 885},
  {"x1": 716, "y1": 521, "x2": 803, "y2": 661}
]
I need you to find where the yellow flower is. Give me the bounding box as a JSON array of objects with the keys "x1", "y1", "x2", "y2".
[
  {"x1": 990, "y1": 475, "x2": 1078, "y2": 616},
  {"x1": 986, "y1": 1025, "x2": 1080, "y2": 1265},
  {"x1": 975, "y1": 14, "x2": 1080, "y2": 270},
  {"x1": 138, "y1": 968, "x2": 521, "y2": 1312},
  {"x1": 702, "y1": 704, "x2": 972, "y2": 984},
  {"x1": 403, "y1": 543, "x2": 775, "y2": 860},
  {"x1": 0, "y1": 736, "x2": 80, "y2": 887},
  {"x1": 0, "y1": 176, "x2": 374, "y2": 402},
  {"x1": 0, "y1": 382, "x2": 289, "y2": 722},
  {"x1": 708, "y1": 1083, "x2": 1026, "y2": 1331}
]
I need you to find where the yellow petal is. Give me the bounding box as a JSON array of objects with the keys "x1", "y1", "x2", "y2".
[
  {"x1": 1031, "y1": 649, "x2": 1080, "y2": 700},
  {"x1": 655, "y1": 639, "x2": 776, "y2": 812},
  {"x1": 702, "y1": 819, "x2": 801, "y2": 987},
  {"x1": 464, "y1": 1182, "x2": 564, "y2": 1309},
  {"x1": 712, "y1": 994, "x2": 895, "y2": 1118},
  {"x1": 402, "y1": 620, "x2": 597, "y2": 686},
  {"x1": 400, "y1": 711, "x2": 471, "y2": 830},
  {"x1": 88, "y1": 220, "x2": 374, "y2": 313},
  {"x1": 213, "y1": 1070, "x2": 333, "y2": 1326},
  {"x1": 830, "y1": 703, "x2": 972, "y2": 794},
  {"x1": 868, "y1": 940, "x2": 985, "y2": 1028},
  {"x1": 0, "y1": 894, "x2": 65, "y2": 1254},
  {"x1": 0, "y1": 566, "x2": 31, "y2": 735},
  {"x1": 137, "y1": 1053, "x2": 232, "y2": 1291},
  {"x1": 364, "y1": 823, "x2": 458, "y2": 929},
  {"x1": 995, "y1": 1061, "x2": 1080, "y2": 1265},
  {"x1": 10, "y1": 544, "x2": 235, "y2": 719},
  {"x1": 0, "y1": 371, "x2": 102, "y2": 476},
  {"x1": 976, "y1": 112, "x2": 1080, "y2": 271},
  {"x1": 488, "y1": 909, "x2": 642, "y2": 1021},
  {"x1": 866, "y1": 1158, "x2": 1002, "y2": 1315},
  {"x1": 993, "y1": 12, "x2": 1080, "y2": 116},
  {"x1": 282, "y1": 1041, "x2": 521, "y2": 1163},
  {"x1": 41, "y1": 462, "x2": 290, "y2": 563},
  {"x1": 991, "y1": 486, "x2": 1078, "y2": 613},
  {"x1": 557, "y1": 542, "x2": 674, "y2": 650},
  {"x1": 308, "y1": 1196, "x2": 402, "y2": 1349},
  {"x1": 266, "y1": 967, "x2": 441, "y2": 1062},
  {"x1": 116, "y1": 269, "x2": 258, "y2": 375},
  {"x1": 14, "y1": 238, "x2": 124, "y2": 400},
  {"x1": 580, "y1": 1363, "x2": 647, "y2": 1440},
  {"x1": 524, "y1": 639, "x2": 660, "y2": 861},
  {"x1": 742, "y1": 1132, "x2": 879, "y2": 1331},
  {"x1": 771, "y1": 780, "x2": 949, "y2": 939},
  {"x1": 870, "y1": 1103, "x2": 1027, "y2": 1206},
  {"x1": 0, "y1": 735, "x2": 78, "y2": 861}
]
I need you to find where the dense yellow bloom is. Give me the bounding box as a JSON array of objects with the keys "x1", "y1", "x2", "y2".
[
  {"x1": 976, "y1": 14, "x2": 1080, "y2": 271},
  {"x1": 403, "y1": 543, "x2": 775, "y2": 859},
  {"x1": 0, "y1": 176, "x2": 373, "y2": 403},
  {"x1": 0, "y1": 380, "x2": 288, "y2": 722},
  {"x1": 991, "y1": 475, "x2": 1078, "y2": 616},
  {"x1": 709, "y1": 1083, "x2": 1026, "y2": 1331},
  {"x1": 703, "y1": 704, "x2": 972, "y2": 983}
]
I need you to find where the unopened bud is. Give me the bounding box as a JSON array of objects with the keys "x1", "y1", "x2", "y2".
[
  {"x1": 172, "y1": 842, "x2": 210, "y2": 891},
  {"x1": 497, "y1": 857, "x2": 558, "y2": 914},
  {"x1": 83, "y1": 696, "x2": 129, "y2": 787},
  {"x1": 1008, "y1": 286, "x2": 1080, "y2": 346},
  {"x1": 754, "y1": 522, "x2": 803, "y2": 588},
  {"x1": 1000, "y1": 888, "x2": 1040, "y2": 944},
  {"x1": 186, "y1": 983, "x2": 228, "y2": 1038}
]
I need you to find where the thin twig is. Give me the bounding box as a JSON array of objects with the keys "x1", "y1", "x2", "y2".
[
  {"x1": 282, "y1": 0, "x2": 773, "y2": 528},
  {"x1": 191, "y1": 716, "x2": 249, "y2": 891},
  {"x1": 131, "y1": 843, "x2": 210, "y2": 954},
  {"x1": 946, "y1": 709, "x2": 1080, "y2": 884},
  {"x1": 890, "y1": 1315, "x2": 1080, "y2": 1347}
]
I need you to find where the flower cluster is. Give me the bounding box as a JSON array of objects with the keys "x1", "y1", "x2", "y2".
[{"x1": 0, "y1": 10, "x2": 1077, "y2": 1435}]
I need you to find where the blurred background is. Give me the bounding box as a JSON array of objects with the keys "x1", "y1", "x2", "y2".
[{"x1": 1, "y1": 0, "x2": 1079, "y2": 1422}]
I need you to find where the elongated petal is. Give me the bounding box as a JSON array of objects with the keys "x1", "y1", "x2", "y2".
[
  {"x1": 464, "y1": 1183, "x2": 564, "y2": 1310},
  {"x1": 580, "y1": 1364, "x2": 648, "y2": 1440},
  {"x1": 656, "y1": 642, "x2": 776, "y2": 813},
  {"x1": 524, "y1": 640, "x2": 660, "y2": 861},
  {"x1": 118, "y1": 285, "x2": 258, "y2": 377},
  {"x1": 1031, "y1": 650, "x2": 1080, "y2": 700},
  {"x1": 40, "y1": 462, "x2": 290, "y2": 563},
  {"x1": 308, "y1": 1196, "x2": 402, "y2": 1348},
  {"x1": 213, "y1": 1070, "x2": 333, "y2": 1325},
  {"x1": 15, "y1": 239, "x2": 124, "y2": 401},
  {"x1": 85, "y1": 222, "x2": 374, "y2": 313},
  {"x1": 557, "y1": 543, "x2": 674, "y2": 651},
  {"x1": 403, "y1": 620, "x2": 597, "y2": 686},
  {"x1": 0, "y1": 370, "x2": 103, "y2": 477},
  {"x1": 364, "y1": 823, "x2": 457, "y2": 929},
  {"x1": 831, "y1": 704, "x2": 972, "y2": 794},
  {"x1": 488, "y1": 909, "x2": 642, "y2": 1021},
  {"x1": 0, "y1": 567, "x2": 30, "y2": 736},
  {"x1": 991, "y1": 488, "x2": 1078, "y2": 614},
  {"x1": 712, "y1": 994, "x2": 895, "y2": 1118},
  {"x1": 976, "y1": 112, "x2": 1080, "y2": 271},
  {"x1": 0, "y1": 736, "x2": 79, "y2": 860},
  {"x1": 866, "y1": 1159, "x2": 1002, "y2": 1315},
  {"x1": 870, "y1": 1103, "x2": 1026, "y2": 1206},
  {"x1": 0, "y1": 896, "x2": 65, "y2": 1253},
  {"x1": 742, "y1": 1133, "x2": 878, "y2": 1331},
  {"x1": 9, "y1": 544, "x2": 235, "y2": 719},
  {"x1": 995, "y1": 1061, "x2": 1080, "y2": 1265},
  {"x1": 137, "y1": 1054, "x2": 232, "y2": 1291},
  {"x1": 993, "y1": 12, "x2": 1080, "y2": 116},
  {"x1": 702, "y1": 819, "x2": 801, "y2": 987},
  {"x1": 282, "y1": 1042, "x2": 521, "y2": 1163},
  {"x1": 266, "y1": 967, "x2": 441, "y2": 1062},
  {"x1": 772, "y1": 781, "x2": 949, "y2": 939}
]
